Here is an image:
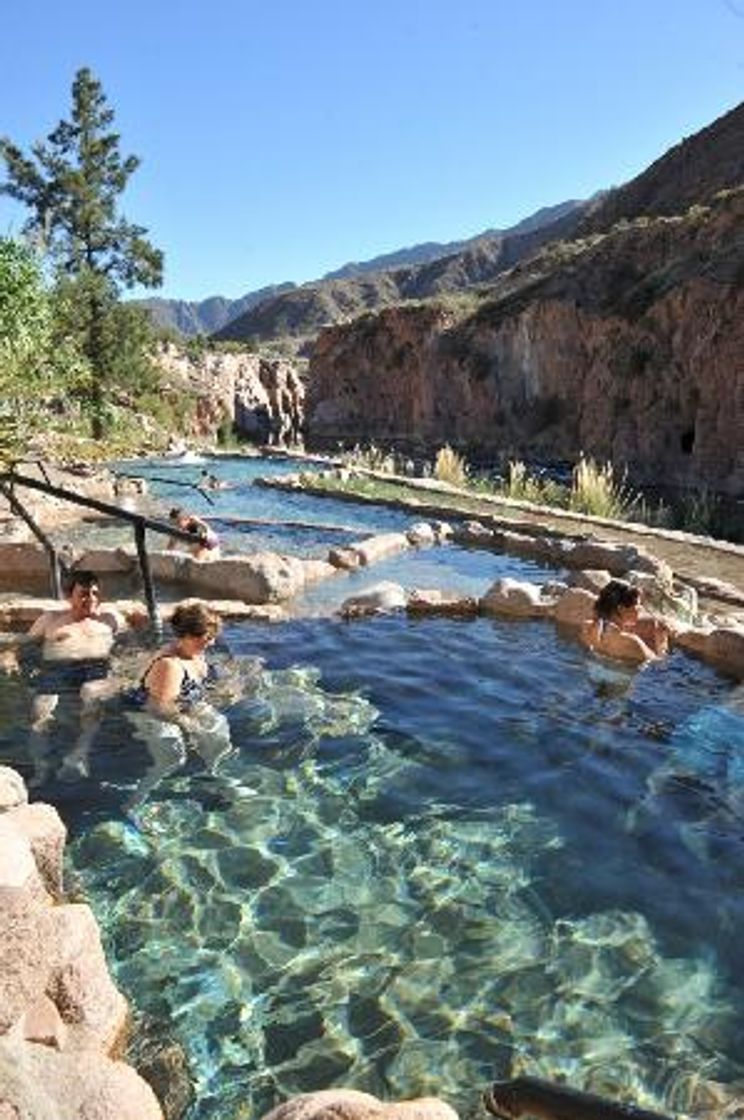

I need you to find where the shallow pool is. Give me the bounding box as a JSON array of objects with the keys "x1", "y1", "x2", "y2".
[
  {"x1": 2, "y1": 608, "x2": 743, "y2": 1120},
  {"x1": 74, "y1": 455, "x2": 417, "y2": 558}
]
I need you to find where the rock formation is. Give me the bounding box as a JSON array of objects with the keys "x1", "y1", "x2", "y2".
[
  {"x1": 0, "y1": 767, "x2": 164, "y2": 1119},
  {"x1": 302, "y1": 102, "x2": 744, "y2": 493},
  {"x1": 156, "y1": 344, "x2": 305, "y2": 444},
  {"x1": 306, "y1": 186, "x2": 744, "y2": 492}
]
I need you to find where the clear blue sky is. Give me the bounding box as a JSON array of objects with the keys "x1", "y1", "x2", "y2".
[{"x1": 2, "y1": 0, "x2": 742, "y2": 300}]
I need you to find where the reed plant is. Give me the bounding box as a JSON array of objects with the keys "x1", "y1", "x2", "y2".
[
  {"x1": 433, "y1": 444, "x2": 469, "y2": 486},
  {"x1": 343, "y1": 442, "x2": 399, "y2": 474},
  {"x1": 568, "y1": 455, "x2": 637, "y2": 519}
]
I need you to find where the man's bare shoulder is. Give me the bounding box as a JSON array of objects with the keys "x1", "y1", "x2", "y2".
[{"x1": 27, "y1": 607, "x2": 72, "y2": 638}]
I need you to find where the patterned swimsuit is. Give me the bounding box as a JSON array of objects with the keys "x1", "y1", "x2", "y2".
[{"x1": 126, "y1": 655, "x2": 207, "y2": 711}]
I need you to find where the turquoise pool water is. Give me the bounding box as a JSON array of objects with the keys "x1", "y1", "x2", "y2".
[
  {"x1": 2, "y1": 615, "x2": 743, "y2": 1119},
  {"x1": 108, "y1": 454, "x2": 417, "y2": 558},
  {"x1": 4, "y1": 456, "x2": 744, "y2": 1119}
]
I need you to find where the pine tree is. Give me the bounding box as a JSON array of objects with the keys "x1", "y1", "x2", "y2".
[{"x1": 0, "y1": 67, "x2": 163, "y2": 438}]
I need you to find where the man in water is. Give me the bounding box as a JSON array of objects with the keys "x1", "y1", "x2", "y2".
[{"x1": 1, "y1": 569, "x2": 146, "y2": 776}]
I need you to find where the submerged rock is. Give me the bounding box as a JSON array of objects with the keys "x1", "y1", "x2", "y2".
[{"x1": 340, "y1": 582, "x2": 408, "y2": 618}]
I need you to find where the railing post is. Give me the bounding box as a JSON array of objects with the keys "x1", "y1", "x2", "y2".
[
  {"x1": 0, "y1": 481, "x2": 65, "y2": 599},
  {"x1": 134, "y1": 520, "x2": 161, "y2": 631}
]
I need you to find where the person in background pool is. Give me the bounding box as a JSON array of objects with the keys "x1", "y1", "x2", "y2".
[
  {"x1": 199, "y1": 469, "x2": 232, "y2": 492},
  {"x1": 580, "y1": 579, "x2": 673, "y2": 665},
  {"x1": 167, "y1": 506, "x2": 221, "y2": 560}
]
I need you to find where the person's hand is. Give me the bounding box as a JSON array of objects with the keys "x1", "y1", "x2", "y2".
[
  {"x1": 0, "y1": 649, "x2": 20, "y2": 675},
  {"x1": 125, "y1": 606, "x2": 150, "y2": 629}
]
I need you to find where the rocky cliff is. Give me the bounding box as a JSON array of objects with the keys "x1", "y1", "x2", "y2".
[
  {"x1": 306, "y1": 187, "x2": 744, "y2": 492},
  {"x1": 157, "y1": 345, "x2": 304, "y2": 444}
]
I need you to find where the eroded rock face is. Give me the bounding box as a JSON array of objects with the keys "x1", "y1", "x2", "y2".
[
  {"x1": 157, "y1": 345, "x2": 304, "y2": 444},
  {"x1": 306, "y1": 193, "x2": 744, "y2": 493}
]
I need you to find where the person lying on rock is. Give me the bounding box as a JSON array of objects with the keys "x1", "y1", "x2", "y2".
[
  {"x1": 580, "y1": 579, "x2": 674, "y2": 665},
  {"x1": 167, "y1": 506, "x2": 221, "y2": 560}
]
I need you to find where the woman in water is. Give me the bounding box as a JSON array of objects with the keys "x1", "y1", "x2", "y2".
[
  {"x1": 581, "y1": 579, "x2": 672, "y2": 665},
  {"x1": 130, "y1": 601, "x2": 220, "y2": 718},
  {"x1": 168, "y1": 506, "x2": 221, "y2": 560},
  {"x1": 124, "y1": 602, "x2": 233, "y2": 808}
]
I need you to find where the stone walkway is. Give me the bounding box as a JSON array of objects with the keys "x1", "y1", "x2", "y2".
[{"x1": 278, "y1": 471, "x2": 744, "y2": 606}]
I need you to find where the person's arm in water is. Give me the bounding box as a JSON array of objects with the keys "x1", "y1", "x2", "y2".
[
  {"x1": 632, "y1": 614, "x2": 677, "y2": 656},
  {"x1": 580, "y1": 618, "x2": 657, "y2": 665},
  {"x1": 0, "y1": 610, "x2": 57, "y2": 673}
]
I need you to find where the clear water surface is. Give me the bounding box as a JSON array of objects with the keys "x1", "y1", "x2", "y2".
[{"x1": 2, "y1": 454, "x2": 743, "y2": 1120}]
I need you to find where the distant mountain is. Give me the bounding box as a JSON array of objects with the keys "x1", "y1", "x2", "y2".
[
  {"x1": 321, "y1": 200, "x2": 583, "y2": 280},
  {"x1": 582, "y1": 100, "x2": 744, "y2": 232},
  {"x1": 137, "y1": 283, "x2": 296, "y2": 337},
  {"x1": 214, "y1": 200, "x2": 589, "y2": 346}
]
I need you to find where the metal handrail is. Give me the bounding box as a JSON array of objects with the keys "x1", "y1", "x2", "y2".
[{"x1": 0, "y1": 469, "x2": 208, "y2": 628}]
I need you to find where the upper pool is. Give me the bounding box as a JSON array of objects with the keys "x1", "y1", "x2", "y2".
[{"x1": 1, "y1": 592, "x2": 743, "y2": 1119}]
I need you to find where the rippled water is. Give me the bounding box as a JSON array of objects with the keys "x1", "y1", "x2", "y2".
[
  {"x1": 4, "y1": 456, "x2": 744, "y2": 1119},
  {"x1": 2, "y1": 615, "x2": 743, "y2": 1119}
]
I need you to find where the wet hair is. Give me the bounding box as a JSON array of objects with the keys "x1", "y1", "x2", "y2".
[
  {"x1": 169, "y1": 507, "x2": 185, "y2": 522},
  {"x1": 170, "y1": 602, "x2": 220, "y2": 640},
  {"x1": 64, "y1": 569, "x2": 100, "y2": 595},
  {"x1": 594, "y1": 579, "x2": 640, "y2": 621}
]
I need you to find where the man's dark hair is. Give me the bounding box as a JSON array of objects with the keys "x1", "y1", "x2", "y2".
[
  {"x1": 64, "y1": 569, "x2": 100, "y2": 595},
  {"x1": 169, "y1": 507, "x2": 185, "y2": 521}
]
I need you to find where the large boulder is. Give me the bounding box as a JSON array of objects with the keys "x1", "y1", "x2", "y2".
[
  {"x1": 260, "y1": 1090, "x2": 458, "y2": 1120},
  {"x1": 0, "y1": 545, "x2": 52, "y2": 594},
  {"x1": 353, "y1": 533, "x2": 410, "y2": 566},
  {"x1": 0, "y1": 889, "x2": 53, "y2": 1036},
  {"x1": 480, "y1": 578, "x2": 554, "y2": 619},
  {"x1": 552, "y1": 586, "x2": 597, "y2": 627},
  {"x1": 47, "y1": 904, "x2": 128, "y2": 1053},
  {"x1": 0, "y1": 1036, "x2": 163, "y2": 1120},
  {"x1": 704, "y1": 627, "x2": 744, "y2": 679},
  {"x1": 406, "y1": 522, "x2": 437, "y2": 546},
  {"x1": 0, "y1": 767, "x2": 28, "y2": 812},
  {"x1": 149, "y1": 552, "x2": 308, "y2": 603},
  {"x1": 3, "y1": 804, "x2": 66, "y2": 900},
  {"x1": 0, "y1": 820, "x2": 45, "y2": 898},
  {"x1": 407, "y1": 589, "x2": 479, "y2": 618}
]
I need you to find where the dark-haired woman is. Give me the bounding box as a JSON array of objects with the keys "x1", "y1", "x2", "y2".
[{"x1": 581, "y1": 579, "x2": 671, "y2": 665}]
